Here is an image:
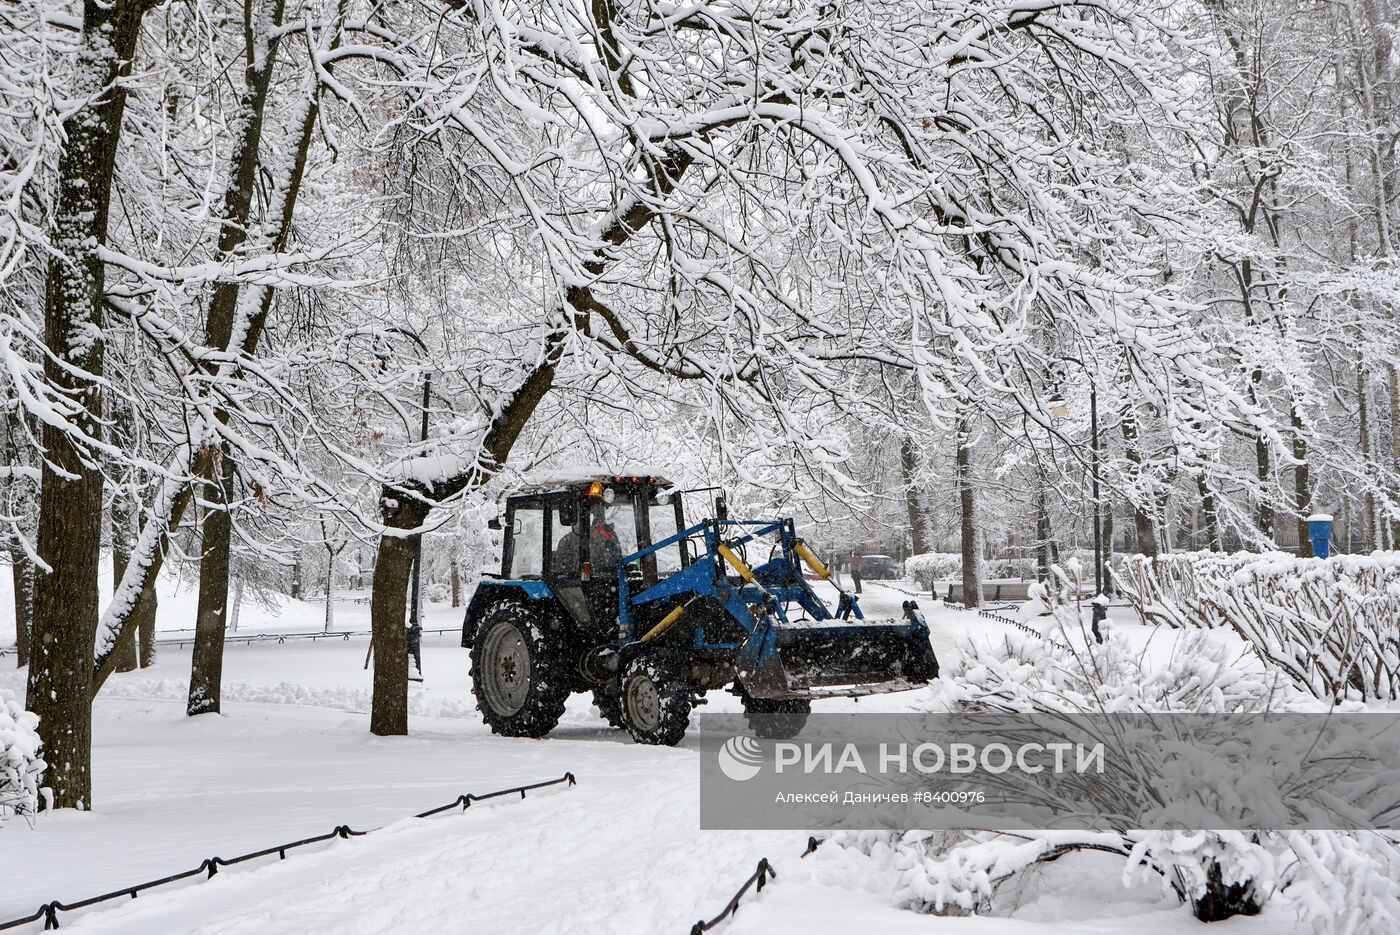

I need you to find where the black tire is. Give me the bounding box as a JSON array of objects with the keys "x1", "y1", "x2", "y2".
[
  {"x1": 591, "y1": 685, "x2": 626, "y2": 729},
  {"x1": 737, "y1": 685, "x2": 811, "y2": 739},
  {"x1": 621, "y1": 653, "x2": 693, "y2": 746},
  {"x1": 469, "y1": 603, "x2": 570, "y2": 738}
]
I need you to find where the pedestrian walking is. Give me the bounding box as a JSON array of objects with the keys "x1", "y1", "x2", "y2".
[{"x1": 849, "y1": 550, "x2": 863, "y2": 594}]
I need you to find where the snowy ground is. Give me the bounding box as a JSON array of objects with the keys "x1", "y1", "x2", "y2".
[{"x1": 0, "y1": 577, "x2": 1302, "y2": 934}]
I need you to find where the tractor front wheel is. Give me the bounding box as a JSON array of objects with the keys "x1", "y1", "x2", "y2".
[
  {"x1": 470, "y1": 604, "x2": 570, "y2": 738},
  {"x1": 737, "y1": 685, "x2": 811, "y2": 739},
  {"x1": 621, "y1": 654, "x2": 693, "y2": 746},
  {"x1": 591, "y1": 685, "x2": 626, "y2": 729}
]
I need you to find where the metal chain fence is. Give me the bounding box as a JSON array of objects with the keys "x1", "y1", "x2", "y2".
[
  {"x1": 687, "y1": 837, "x2": 824, "y2": 934},
  {"x1": 1, "y1": 772, "x2": 576, "y2": 931}
]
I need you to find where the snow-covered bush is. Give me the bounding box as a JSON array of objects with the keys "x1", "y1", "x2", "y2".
[
  {"x1": 830, "y1": 566, "x2": 1386, "y2": 924},
  {"x1": 1115, "y1": 551, "x2": 1400, "y2": 701},
  {"x1": 986, "y1": 556, "x2": 1036, "y2": 580},
  {"x1": 1113, "y1": 550, "x2": 1276, "y2": 629},
  {"x1": 1, "y1": 690, "x2": 45, "y2": 824},
  {"x1": 906, "y1": 552, "x2": 962, "y2": 587}
]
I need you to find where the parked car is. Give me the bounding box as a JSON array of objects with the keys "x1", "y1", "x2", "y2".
[{"x1": 860, "y1": 554, "x2": 901, "y2": 580}]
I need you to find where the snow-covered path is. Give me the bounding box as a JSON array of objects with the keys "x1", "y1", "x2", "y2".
[{"x1": 1, "y1": 583, "x2": 1301, "y2": 934}]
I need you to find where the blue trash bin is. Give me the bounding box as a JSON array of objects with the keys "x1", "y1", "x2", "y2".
[{"x1": 1306, "y1": 514, "x2": 1333, "y2": 559}]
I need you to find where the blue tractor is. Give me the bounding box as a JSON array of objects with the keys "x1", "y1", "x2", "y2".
[{"x1": 463, "y1": 474, "x2": 938, "y2": 744}]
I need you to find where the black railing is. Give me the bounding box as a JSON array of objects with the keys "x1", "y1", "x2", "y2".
[
  {"x1": 1, "y1": 772, "x2": 576, "y2": 931},
  {"x1": 0, "y1": 627, "x2": 459, "y2": 657},
  {"x1": 687, "y1": 836, "x2": 825, "y2": 933}
]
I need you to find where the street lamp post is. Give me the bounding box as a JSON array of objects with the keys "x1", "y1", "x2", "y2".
[{"x1": 1088, "y1": 385, "x2": 1106, "y2": 644}]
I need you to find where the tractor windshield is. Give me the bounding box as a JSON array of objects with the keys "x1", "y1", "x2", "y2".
[{"x1": 590, "y1": 498, "x2": 637, "y2": 571}]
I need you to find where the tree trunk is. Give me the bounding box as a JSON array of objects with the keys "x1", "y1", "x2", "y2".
[
  {"x1": 229, "y1": 577, "x2": 244, "y2": 633},
  {"x1": 324, "y1": 551, "x2": 336, "y2": 633},
  {"x1": 956, "y1": 413, "x2": 980, "y2": 608},
  {"x1": 1034, "y1": 471, "x2": 1051, "y2": 583},
  {"x1": 900, "y1": 437, "x2": 930, "y2": 556},
  {"x1": 110, "y1": 497, "x2": 138, "y2": 674},
  {"x1": 137, "y1": 582, "x2": 157, "y2": 668},
  {"x1": 1121, "y1": 405, "x2": 1157, "y2": 557},
  {"x1": 28, "y1": 0, "x2": 147, "y2": 810},
  {"x1": 1292, "y1": 407, "x2": 1312, "y2": 557},
  {"x1": 291, "y1": 559, "x2": 303, "y2": 600},
  {"x1": 110, "y1": 396, "x2": 138, "y2": 673},
  {"x1": 1101, "y1": 503, "x2": 1115, "y2": 595},
  {"x1": 1389, "y1": 366, "x2": 1400, "y2": 547},
  {"x1": 11, "y1": 552, "x2": 33, "y2": 668},
  {"x1": 1199, "y1": 476, "x2": 1221, "y2": 552},
  {"x1": 449, "y1": 551, "x2": 461, "y2": 608},
  {"x1": 370, "y1": 500, "x2": 429, "y2": 736},
  {"x1": 188, "y1": 450, "x2": 235, "y2": 716},
  {"x1": 1358, "y1": 361, "x2": 1376, "y2": 551}
]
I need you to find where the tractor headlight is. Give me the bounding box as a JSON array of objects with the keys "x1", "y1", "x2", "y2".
[{"x1": 602, "y1": 487, "x2": 616, "y2": 504}]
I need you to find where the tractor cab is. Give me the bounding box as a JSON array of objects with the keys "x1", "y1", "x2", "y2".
[{"x1": 494, "y1": 474, "x2": 685, "y2": 636}]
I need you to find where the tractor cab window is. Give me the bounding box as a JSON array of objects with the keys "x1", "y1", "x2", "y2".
[
  {"x1": 590, "y1": 496, "x2": 637, "y2": 573},
  {"x1": 508, "y1": 504, "x2": 544, "y2": 579},
  {"x1": 549, "y1": 500, "x2": 585, "y2": 578},
  {"x1": 647, "y1": 494, "x2": 682, "y2": 575}
]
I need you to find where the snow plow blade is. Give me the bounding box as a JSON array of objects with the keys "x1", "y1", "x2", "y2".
[{"x1": 737, "y1": 601, "x2": 939, "y2": 701}]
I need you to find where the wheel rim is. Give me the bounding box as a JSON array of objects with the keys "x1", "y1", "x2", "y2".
[
  {"x1": 480, "y1": 622, "x2": 531, "y2": 715},
  {"x1": 625, "y1": 672, "x2": 661, "y2": 733}
]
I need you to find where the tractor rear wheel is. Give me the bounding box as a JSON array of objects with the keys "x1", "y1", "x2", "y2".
[
  {"x1": 621, "y1": 653, "x2": 693, "y2": 746},
  {"x1": 737, "y1": 685, "x2": 811, "y2": 739},
  {"x1": 470, "y1": 604, "x2": 570, "y2": 738}
]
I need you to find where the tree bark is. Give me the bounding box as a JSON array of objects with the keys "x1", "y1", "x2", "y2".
[
  {"x1": 136, "y1": 582, "x2": 157, "y2": 668},
  {"x1": 1357, "y1": 360, "x2": 1377, "y2": 551},
  {"x1": 1389, "y1": 365, "x2": 1400, "y2": 547},
  {"x1": 11, "y1": 553, "x2": 33, "y2": 668},
  {"x1": 449, "y1": 550, "x2": 461, "y2": 608},
  {"x1": 28, "y1": 0, "x2": 148, "y2": 810},
  {"x1": 324, "y1": 550, "x2": 337, "y2": 633},
  {"x1": 369, "y1": 499, "x2": 428, "y2": 736},
  {"x1": 1199, "y1": 476, "x2": 1222, "y2": 552},
  {"x1": 229, "y1": 577, "x2": 244, "y2": 633},
  {"x1": 110, "y1": 498, "x2": 138, "y2": 674},
  {"x1": 188, "y1": 450, "x2": 234, "y2": 715},
  {"x1": 900, "y1": 437, "x2": 930, "y2": 556},
  {"x1": 955, "y1": 413, "x2": 980, "y2": 608},
  {"x1": 1120, "y1": 403, "x2": 1157, "y2": 557},
  {"x1": 1034, "y1": 474, "x2": 1051, "y2": 583},
  {"x1": 1292, "y1": 406, "x2": 1312, "y2": 557}
]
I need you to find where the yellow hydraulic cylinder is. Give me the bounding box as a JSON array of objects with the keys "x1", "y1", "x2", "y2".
[
  {"x1": 639, "y1": 604, "x2": 686, "y2": 643},
  {"x1": 716, "y1": 542, "x2": 758, "y2": 583},
  {"x1": 793, "y1": 540, "x2": 831, "y2": 581}
]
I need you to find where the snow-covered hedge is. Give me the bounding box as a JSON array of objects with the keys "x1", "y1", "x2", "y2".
[
  {"x1": 1115, "y1": 551, "x2": 1400, "y2": 701},
  {"x1": 829, "y1": 581, "x2": 1400, "y2": 930},
  {"x1": 906, "y1": 552, "x2": 1045, "y2": 588},
  {"x1": 905, "y1": 552, "x2": 961, "y2": 587},
  {"x1": 831, "y1": 827, "x2": 1400, "y2": 933},
  {"x1": 1, "y1": 689, "x2": 44, "y2": 824}
]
